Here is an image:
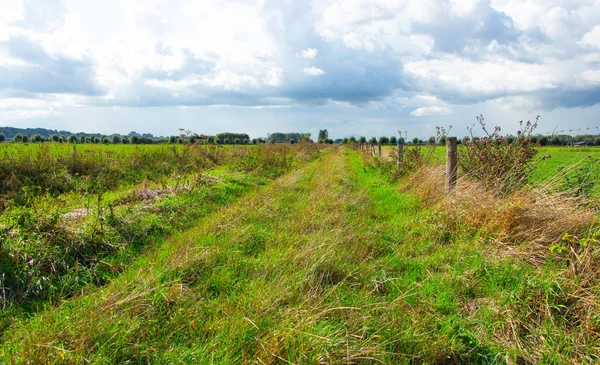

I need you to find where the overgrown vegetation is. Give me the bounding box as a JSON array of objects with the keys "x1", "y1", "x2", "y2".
[
  {"x1": 459, "y1": 115, "x2": 540, "y2": 194},
  {"x1": 0, "y1": 121, "x2": 599, "y2": 363},
  {"x1": 0, "y1": 143, "x2": 325, "y2": 328}
]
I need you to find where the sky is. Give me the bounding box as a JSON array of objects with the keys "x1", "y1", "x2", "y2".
[{"x1": 1, "y1": 0, "x2": 600, "y2": 140}]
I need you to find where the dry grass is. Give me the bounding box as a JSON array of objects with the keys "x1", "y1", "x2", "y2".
[{"x1": 405, "y1": 165, "x2": 598, "y2": 262}]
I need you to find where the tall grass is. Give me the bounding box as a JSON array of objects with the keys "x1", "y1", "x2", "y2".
[{"x1": 0, "y1": 143, "x2": 326, "y2": 319}]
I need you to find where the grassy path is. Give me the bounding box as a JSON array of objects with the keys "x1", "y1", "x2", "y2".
[{"x1": 1, "y1": 149, "x2": 596, "y2": 363}]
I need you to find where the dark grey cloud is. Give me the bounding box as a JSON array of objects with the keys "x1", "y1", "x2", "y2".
[{"x1": 0, "y1": 35, "x2": 105, "y2": 96}]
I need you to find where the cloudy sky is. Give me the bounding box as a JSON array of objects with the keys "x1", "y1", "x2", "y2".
[{"x1": 1, "y1": 0, "x2": 600, "y2": 139}]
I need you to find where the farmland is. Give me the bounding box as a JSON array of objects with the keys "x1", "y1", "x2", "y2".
[{"x1": 0, "y1": 141, "x2": 599, "y2": 363}]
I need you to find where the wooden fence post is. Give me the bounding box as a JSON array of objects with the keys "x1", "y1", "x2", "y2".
[
  {"x1": 396, "y1": 143, "x2": 403, "y2": 168},
  {"x1": 446, "y1": 137, "x2": 457, "y2": 192},
  {"x1": 378, "y1": 140, "x2": 382, "y2": 157}
]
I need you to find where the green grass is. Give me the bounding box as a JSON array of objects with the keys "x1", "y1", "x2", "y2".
[
  {"x1": 1, "y1": 148, "x2": 597, "y2": 363},
  {"x1": 0, "y1": 143, "x2": 326, "y2": 333}
]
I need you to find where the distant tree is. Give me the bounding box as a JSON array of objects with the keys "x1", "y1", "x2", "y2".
[
  {"x1": 438, "y1": 136, "x2": 446, "y2": 145},
  {"x1": 549, "y1": 136, "x2": 561, "y2": 146},
  {"x1": 169, "y1": 136, "x2": 177, "y2": 144},
  {"x1": 243, "y1": 139, "x2": 249, "y2": 144},
  {"x1": 472, "y1": 136, "x2": 480, "y2": 142},
  {"x1": 0, "y1": 133, "x2": 5, "y2": 143},
  {"x1": 208, "y1": 136, "x2": 215, "y2": 144},
  {"x1": 130, "y1": 135, "x2": 140, "y2": 144},
  {"x1": 234, "y1": 138, "x2": 241, "y2": 144},
  {"x1": 539, "y1": 136, "x2": 548, "y2": 146},
  {"x1": 389, "y1": 136, "x2": 397, "y2": 144},
  {"x1": 50, "y1": 134, "x2": 59, "y2": 143},
  {"x1": 326, "y1": 138, "x2": 333, "y2": 144},
  {"x1": 85, "y1": 137, "x2": 91, "y2": 143},
  {"x1": 224, "y1": 138, "x2": 230, "y2": 144},
  {"x1": 379, "y1": 136, "x2": 389, "y2": 144},
  {"x1": 33, "y1": 134, "x2": 43, "y2": 143},
  {"x1": 427, "y1": 136, "x2": 436, "y2": 144},
  {"x1": 252, "y1": 138, "x2": 258, "y2": 144},
  {"x1": 412, "y1": 137, "x2": 419, "y2": 144},
  {"x1": 349, "y1": 136, "x2": 356, "y2": 143},
  {"x1": 112, "y1": 135, "x2": 122, "y2": 144},
  {"x1": 530, "y1": 136, "x2": 538, "y2": 144},
  {"x1": 22, "y1": 135, "x2": 29, "y2": 143},
  {"x1": 369, "y1": 137, "x2": 377, "y2": 144},
  {"x1": 290, "y1": 139, "x2": 296, "y2": 144},
  {"x1": 397, "y1": 137, "x2": 405, "y2": 145},
  {"x1": 342, "y1": 138, "x2": 348, "y2": 144},
  {"x1": 79, "y1": 135, "x2": 86, "y2": 143},
  {"x1": 68, "y1": 135, "x2": 77, "y2": 143},
  {"x1": 13, "y1": 134, "x2": 23, "y2": 143},
  {"x1": 507, "y1": 136, "x2": 516, "y2": 144},
  {"x1": 102, "y1": 136, "x2": 110, "y2": 144},
  {"x1": 258, "y1": 138, "x2": 264, "y2": 144},
  {"x1": 318, "y1": 129, "x2": 329, "y2": 142},
  {"x1": 358, "y1": 136, "x2": 366, "y2": 144}
]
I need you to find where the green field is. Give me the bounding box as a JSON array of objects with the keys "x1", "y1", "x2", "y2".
[{"x1": 0, "y1": 143, "x2": 599, "y2": 363}]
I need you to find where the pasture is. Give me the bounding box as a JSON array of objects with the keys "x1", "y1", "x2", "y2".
[{"x1": 0, "y1": 141, "x2": 598, "y2": 363}]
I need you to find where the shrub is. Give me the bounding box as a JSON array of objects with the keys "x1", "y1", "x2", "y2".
[
  {"x1": 458, "y1": 115, "x2": 539, "y2": 194},
  {"x1": 539, "y1": 136, "x2": 548, "y2": 146}
]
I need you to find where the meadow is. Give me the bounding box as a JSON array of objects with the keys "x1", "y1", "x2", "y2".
[{"x1": 0, "y1": 140, "x2": 599, "y2": 363}]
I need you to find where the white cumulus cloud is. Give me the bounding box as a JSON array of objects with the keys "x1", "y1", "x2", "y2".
[
  {"x1": 303, "y1": 66, "x2": 325, "y2": 76},
  {"x1": 296, "y1": 48, "x2": 318, "y2": 59}
]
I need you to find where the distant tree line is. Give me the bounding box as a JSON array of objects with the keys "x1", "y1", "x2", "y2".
[{"x1": 269, "y1": 132, "x2": 311, "y2": 143}]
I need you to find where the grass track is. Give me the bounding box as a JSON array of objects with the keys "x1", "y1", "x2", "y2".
[{"x1": 1, "y1": 149, "x2": 597, "y2": 363}]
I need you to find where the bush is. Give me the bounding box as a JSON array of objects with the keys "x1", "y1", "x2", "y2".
[{"x1": 458, "y1": 115, "x2": 539, "y2": 194}]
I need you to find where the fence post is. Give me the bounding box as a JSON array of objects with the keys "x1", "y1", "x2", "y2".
[
  {"x1": 378, "y1": 139, "x2": 382, "y2": 157},
  {"x1": 371, "y1": 143, "x2": 376, "y2": 157},
  {"x1": 396, "y1": 142, "x2": 403, "y2": 168},
  {"x1": 446, "y1": 137, "x2": 457, "y2": 192}
]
